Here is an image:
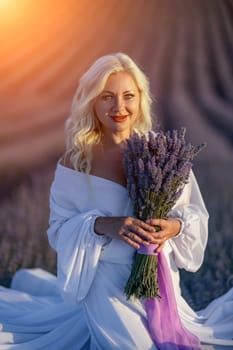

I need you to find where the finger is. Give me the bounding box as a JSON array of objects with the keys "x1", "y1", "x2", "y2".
[
  {"x1": 133, "y1": 219, "x2": 156, "y2": 233},
  {"x1": 129, "y1": 226, "x2": 155, "y2": 243},
  {"x1": 124, "y1": 231, "x2": 150, "y2": 247},
  {"x1": 146, "y1": 218, "x2": 167, "y2": 228},
  {"x1": 156, "y1": 241, "x2": 166, "y2": 253},
  {"x1": 150, "y1": 237, "x2": 165, "y2": 245},
  {"x1": 123, "y1": 235, "x2": 140, "y2": 249},
  {"x1": 151, "y1": 229, "x2": 168, "y2": 239},
  {"x1": 150, "y1": 229, "x2": 168, "y2": 244}
]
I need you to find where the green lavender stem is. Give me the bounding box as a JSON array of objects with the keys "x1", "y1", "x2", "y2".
[{"x1": 124, "y1": 253, "x2": 160, "y2": 299}]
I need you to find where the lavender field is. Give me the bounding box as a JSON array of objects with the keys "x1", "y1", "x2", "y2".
[
  {"x1": 0, "y1": 0, "x2": 233, "y2": 312},
  {"x1": 0, "y1": 166, "x2": 56, "y2": 288},
  {"x1": 0, "y1": 163, "x2": 232, "y2": 312}
]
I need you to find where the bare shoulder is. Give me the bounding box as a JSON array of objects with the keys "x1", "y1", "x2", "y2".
[{"x1": 60, "y1": 152, "x2": 74, "y2": 170}]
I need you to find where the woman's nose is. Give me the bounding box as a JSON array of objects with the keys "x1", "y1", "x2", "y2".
[{"x1": 112, "y1": 96, "x2": 125, "y2": 113}]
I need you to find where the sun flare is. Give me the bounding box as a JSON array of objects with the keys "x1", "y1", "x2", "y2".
[
  {"x1": 0, "y1": 0, "x2": 22, "y2": 15},
  {"x1": 0, "y1": 0, "x2": 13, "y2": 7},
  {"x1": 0, "y1": 0, "x2": 43, "y2": 27}
]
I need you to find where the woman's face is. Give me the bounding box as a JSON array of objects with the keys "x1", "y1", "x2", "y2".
[{"x1": 94, "y1": 71, "x2": 140, "y2": 140}]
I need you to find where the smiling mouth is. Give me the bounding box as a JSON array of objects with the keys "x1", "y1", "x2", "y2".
[{"x1": 110, "y1": 115, "x2": 128, "y2": 122}]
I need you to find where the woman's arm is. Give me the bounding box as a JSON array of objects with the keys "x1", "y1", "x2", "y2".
[
  {"x1": 167, "y1": 170, "x2": 209, "y2": 272},
  {"x1": 47, "y1": 204, "x2": 110, "y2": 304},
  {"x1": 47, "y1": 165, "x2": 112, "y2": 304}
]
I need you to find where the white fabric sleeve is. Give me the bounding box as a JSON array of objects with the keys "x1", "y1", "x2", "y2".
[
  {"x1": 168, "y1": 170, "x2": 209, "y2": 272},
  {"x1": 47, "y1": 193, "x2": 110, "y2": 304}
]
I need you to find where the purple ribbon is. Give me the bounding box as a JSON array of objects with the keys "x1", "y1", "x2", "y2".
[
  {"x1": 139, "y1": 244, "x2": 201, "y2": 350},
  {"x1": 138, "y1": 243, "x2": 158, "y2": 255}
]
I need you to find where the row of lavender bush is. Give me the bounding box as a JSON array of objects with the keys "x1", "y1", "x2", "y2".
[
  {"x1": 0, "y1": 166, "x2": 57, "y2": 287},
  {"x1": 0, "y1": 165, "x2": 232, "y2": 311}
]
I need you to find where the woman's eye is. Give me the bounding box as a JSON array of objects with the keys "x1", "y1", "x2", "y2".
[
  {"x1": 102, "y1": 95, "x2": 113, "y2": 101},
  {"x1": 124, "y1": 94, "x2": 134, "y2": 100}
]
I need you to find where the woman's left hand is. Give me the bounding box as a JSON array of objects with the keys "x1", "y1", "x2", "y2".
[{"x1": 146, "y1": 218, "x2": 181, "y2": 253}]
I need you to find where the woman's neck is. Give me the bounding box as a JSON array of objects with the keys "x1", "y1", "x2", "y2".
[{"x1": 100, "y1": 132, "x2": 128, "y2": 150}]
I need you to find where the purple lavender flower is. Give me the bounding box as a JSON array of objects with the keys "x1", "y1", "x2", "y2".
[{"x1": 124, "y1": 128, "x2": 206, "y2": 299}]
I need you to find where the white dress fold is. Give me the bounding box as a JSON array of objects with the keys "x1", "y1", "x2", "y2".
[{"x1": 0, "y1": 163, "x2": 232, "y2": 350}]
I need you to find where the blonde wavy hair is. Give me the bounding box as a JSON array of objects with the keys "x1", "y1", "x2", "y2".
[{"x1": 65, "y1": 52, "x2": 153, "y2": 173}]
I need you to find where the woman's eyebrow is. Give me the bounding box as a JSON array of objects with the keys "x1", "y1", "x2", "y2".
[
  {"x1": 101, "y1": 90, "x2": 136, "y2": 94},
  {"x1": 123, "y1": 90, "x2": 135, "y2": 94},
  {"x1": 101, "y1": 90, "x2": 114, "y2": 94}
]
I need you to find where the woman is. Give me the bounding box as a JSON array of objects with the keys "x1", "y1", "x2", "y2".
[{"x1": 0, "y1": 53, "x2": 232, "y2": 349}]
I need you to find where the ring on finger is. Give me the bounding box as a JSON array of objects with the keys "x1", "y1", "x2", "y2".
[{"x1": 125, "y1": 231, "x2": 133, "y2": 238}]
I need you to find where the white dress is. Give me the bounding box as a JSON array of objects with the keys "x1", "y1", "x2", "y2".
[{"x1": 0, "y1": 163, "x2": 232, "y2": 350}]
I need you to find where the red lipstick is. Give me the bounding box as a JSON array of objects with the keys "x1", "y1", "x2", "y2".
[{"x1": 111, "y1": 115, "x2": 128, "y2": 123}]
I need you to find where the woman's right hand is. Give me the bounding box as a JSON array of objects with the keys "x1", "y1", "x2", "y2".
[{"x1": 94, "y1": 216, "x2": 156, "y2": 249}]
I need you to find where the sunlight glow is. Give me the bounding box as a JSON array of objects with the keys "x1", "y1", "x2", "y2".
[
  {"x1": 0, "y1": 0, "x2": 13, "y2": 7},
  {"x1": 0, "y1": 0, "x2": 23, "y2": 17},
  {"x1": 0, "y1": 1, "x2": 60, "y2": 53}
]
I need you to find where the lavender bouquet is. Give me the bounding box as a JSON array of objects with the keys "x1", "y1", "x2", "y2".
[{"x1": 124, "y1": 128, "x2": 206, "y2": 299}]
